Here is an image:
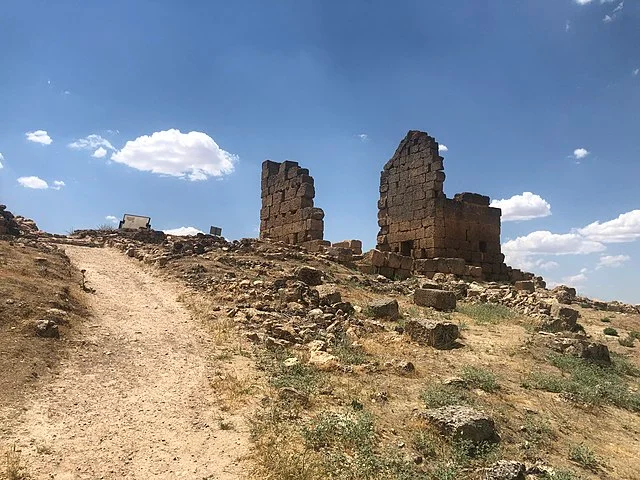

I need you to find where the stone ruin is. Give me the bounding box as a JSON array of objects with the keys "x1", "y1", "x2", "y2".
[
  {"x1": 260, "y1": 160, "x2": 325, "y2": 245},
  {"x1": 374, "y1": 130, "x2": 520, "y2": 281},
  {"x1": 257, "y1": 131, "x2": 532, "y2": 283}
]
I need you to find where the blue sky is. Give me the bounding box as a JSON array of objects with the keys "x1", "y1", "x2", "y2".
[{"x1": 1, "y1": 0, "x2": 639, "y2": 303}]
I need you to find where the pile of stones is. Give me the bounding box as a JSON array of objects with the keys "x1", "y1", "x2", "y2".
[{"x1": 0, "y1": 205, "x2": 39, "y2": 236}]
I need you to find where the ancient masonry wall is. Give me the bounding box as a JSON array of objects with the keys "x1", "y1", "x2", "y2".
[
  {"x1": 376, "y1": 130, "x2": 507, "y2": 279},
  {"x1": 260, "y1": 160, "x2": 325, "y2": 244}
]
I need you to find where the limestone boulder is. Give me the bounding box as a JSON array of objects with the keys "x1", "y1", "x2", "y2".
[
  {"x1": 424, "y1": 405, "x2": 499, "y2": 445},
  {"x1": 296, "y1": 266, "x2": 323, "y2": 286},
  {"x1": 367, "y1": 298, "x2": 399, "y2": 320},
  {"x1": 414, "y1": 288, "x2": 456, "y2": 311},
  {"x1": 35, "y1": 319, "x2": 59, "y2": 338},
  {"x1": 405, "y1": 319, "x2": 459, "y2": 349},
  {"x1": 484, "y1": 460, "x2": 526, "y2": 480}
]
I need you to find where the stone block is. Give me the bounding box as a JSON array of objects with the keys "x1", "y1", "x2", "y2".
[
  {"x1": 413, "y1": 288, "x2": 456, "y2": 311},
  {"x1": 367, "y1": 298, "x2": 400, "y2": 320},
  {"x1": 405, "y1": 319, "x2": 459, "y2": 349},
  {"x1": 514, "y1": 280, "x2": 535, "y2": 293}
]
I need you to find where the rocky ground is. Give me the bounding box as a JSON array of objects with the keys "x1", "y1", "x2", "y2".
[{"x1": 1, "y1": 222, "x2": 639, "y2": 479}]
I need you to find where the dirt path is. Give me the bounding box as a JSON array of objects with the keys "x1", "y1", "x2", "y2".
[{"x1": 6, "y1": 246, "x2": 250, "y2": 479}]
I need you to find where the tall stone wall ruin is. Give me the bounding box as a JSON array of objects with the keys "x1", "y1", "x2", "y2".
[
  {"x1": 260, "y1": 160, "x2": 325, "y2": 244},
  {"x1": 376, "y1": 130, "x2": 507, "y2": 279}
]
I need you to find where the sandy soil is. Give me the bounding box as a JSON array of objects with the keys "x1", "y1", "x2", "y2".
[{"x1": 4, "y1": 246, "x2": 249, "y2": 479}]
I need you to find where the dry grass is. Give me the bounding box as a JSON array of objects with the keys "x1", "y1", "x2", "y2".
[{"x1": 2, "y1": 445, "x2": 29, "y2": 480}]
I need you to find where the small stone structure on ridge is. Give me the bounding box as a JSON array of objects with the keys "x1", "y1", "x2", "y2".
[
  {"x1": 375, "y1": 130, "x2": 513, "y2": 281},
  {"x1": 260, "y1": 160, "x2": 325, "y2": 245}
]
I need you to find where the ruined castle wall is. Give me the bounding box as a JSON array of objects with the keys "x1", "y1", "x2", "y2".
[
  {"x1": 376, "y1": 131, "x2": 445, "y2": 256},
  {"x1": 260, "y1": 160, "x2": 324, "y2": 244},
  {"x1": 376, "y1": 130, "x2": 506, "y2": 278}
]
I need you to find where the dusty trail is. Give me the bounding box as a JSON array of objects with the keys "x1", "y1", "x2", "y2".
[{"x1": 6, "y1": 245, "x2": 249, "y2": 479}]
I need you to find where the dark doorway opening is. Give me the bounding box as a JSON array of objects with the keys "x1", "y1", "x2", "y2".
[{"x1": 400, "y1": 240, "x2": 413, "y2": 257}]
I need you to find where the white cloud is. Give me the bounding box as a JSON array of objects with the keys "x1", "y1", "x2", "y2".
[
  {"x1": 578, "y1": 210, "x2": 640, "y2": 243},
  {"x1": 596, "y1": 254, "x2": 630, "y2": 269},
  {"x1": 111, "y1": 129, "x2": 237, "y2": 181},
  {"x1": 0, "y1": 152, "x2": 4, "y2": 169},
  {"x1": 575, "y1": 0, "x2": 593, "y2": 4},
  {"x1": 163, "y1": 226, "x2": 204, "y2": 236},
  {"x1": 438, "y1": 144, "x2": 448, "y2": 152},
  {"x1": 490, "y1": 192, "x2": 552, "y2": 222},
  {"x1": 504, "y1": 209, "x2": 640, "y2": 276},
  {"x1": 603, "y1": 14, "x2": 613, "y2": 22},
  {"x1": 92, "y1": 147, "x2": 108, "y2": 158},
  {"x1": 68, "y1": 134, "x2": 116, "y2": 152},
  {"x1": 563, "y1": 268, "x2": 588, "y2": 286},
  {"x1": 105, "y1": 215, "x2": 119, "y2": 224},
  {"x1": 25, "y1": 130, "x2": 53, "y2": 145},
  {"x1": 565, "y1": 20, "x2": 571, "y2": 31},
  {"x1": 358, "y1": 133, "x2": 369, "y2": 142},
  {"x1": 17, "y1": 176, "x2": 49, "y2": 189},
  {"x1": 633, "y1": 68, "x2": 639, "y2": 76},
  {"x1": 51, "y1": 180, "x2": 65, "y2": 190},
  {"x1": 503, "y1": 231, "x2": 605, "y2": 258},
  {"x1": 573, "y1": 148, "x2": 589, "y2": 159},
  {"x1": 613, "y1": 1, "x2": 623, "y2": 12}
]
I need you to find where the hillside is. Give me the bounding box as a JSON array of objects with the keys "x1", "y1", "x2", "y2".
[{"x1": 1, "y1": 224, "x2": 639, "y2": 479}]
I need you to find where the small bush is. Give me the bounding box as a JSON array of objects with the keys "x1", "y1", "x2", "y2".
[
  {"x1": 331, "y1": 335, "x2": 371, "y2": 365},
  {"x1": 460, "y1": 365, "x2": 499, "y2": 392},
  {"x1": 524, "y1": 354, "x2": 640, "y2": 411},
  {"x1": 603, "y1": 327, "x2": 618, "y2": 336},
  {"x1": 569, "y1": 443, "x2": 599, "y2": 470},
  {"x1": 521, "y1": 414, "x2": 555, "y2": 459},
  {"x1": 600, "y1": 316, "x2": 612, "y2": 323},
  {"x1": 618, "y1": 335, "x2": 636, "y2": 348},
  {"x1": 542, "y1": 469, "x2": 582, "y2": 480},
  {"x1": 3, "y1": 445, "x2": 28, "y2": 480},
  {"x1": 629, "y1": 331, "x2": 640, "y2": 340},
  {"x1": 421, "y1": 384, "x2": 470, "y2": 408},
  {"x1": 411, "y1": 431, "x2": 439, "y2": 458},
  {"x1": 303, "y1": 410, "x2": 375, "y2": 451},
  {"x1": 457, "y1": 303, "x2": 515, "y2": 324}
]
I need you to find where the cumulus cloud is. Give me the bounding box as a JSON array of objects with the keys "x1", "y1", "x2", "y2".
[
  {"x1": 357, "y1": 133, "x2": 369, "y2": 142},
  {"x1": 17, "y1": 176, "x2": 49, "y2": 189},
  {"x1": 573, "y1": 148, "x2": 589, "y2": 159},
  {"x1": 503, "y1": 231, "x2": 605, "y2": 258},
  {"x1": 111, "y1": 129, "x2": 237, "y2": 181},
  {"x1": 51, "y1": 180, "x2": 65, "y2": 190},
  {"x1": 25, "y1": 130, "x2": 53, "y2": 145},
  {"x1": 563, "y1": 268, "x2": 588, "y2": 286},
  {"x1": 68, "y1": 134, "x2": 116, "y2": 153},
  {"x1": 105, "y1": 215, "x2": 119, "y2": 224},
  {"x1": 504, "y1": 209, "x2": 640, "y2": 276},
  {"x1": 163, "y1": 226, "x2": 204, "y2": 236},
  {"x1": 578, "y1": 210, "x2": 640, "y2": 243},
  {"x1": 0, "y1": 152, "x2": 4, "y2": 169},
  {"x1": 596, "y1": 254, "x2": 630, "y2": 269},
  {"x1": 490, "y1": 192, "x2": 551, "y2": 222},
  {"x1": 92, "y1": 147, "x2": 108, "y2": 158},
  {"x1": 575, "y1": 0, "x2": 593, "y2": 4},
  {"x1": 438, "y1": 144, "x2": 448, "y2": 152}
]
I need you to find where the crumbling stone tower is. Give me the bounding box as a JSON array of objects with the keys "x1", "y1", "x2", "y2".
[
  {"x1": 377, "y1": 130, "x2": 506, "y2": 278},
  {"x1": 260, "y1": 160, "x2": 325, "y2": 244}
]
